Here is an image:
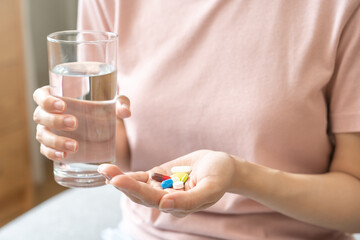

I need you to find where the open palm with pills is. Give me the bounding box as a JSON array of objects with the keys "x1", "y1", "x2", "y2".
[{"x1": 97, "y1": 150, "x2": 237, "y2": 217}]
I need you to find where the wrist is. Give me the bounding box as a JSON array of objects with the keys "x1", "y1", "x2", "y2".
[
  {"x1": 227, "y1": 155, "x2": 251, "y2": 195},
  {"x1": 228, "y1": 156, "x2": 282, "y2": 199}
]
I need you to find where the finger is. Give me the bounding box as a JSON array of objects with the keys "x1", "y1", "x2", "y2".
[
  {"x1": 40, "y1": 144, "x2": 66, "y2": 161},
  {"x1": 98, "y1": 165, "x2": 163, "y2": 207},
  {"x1": 33, "y1": 106, "x2": 77, "y2": 131},
  {"x1": 33, "y1": 86, "x2": 66, "y2": 113},
  {"x1": 121, "y1": 191, "x2": 144, "y2": 205},
  {"x1": 128, "y1": 171, "x2": 162, "y2": 189},
  {"x1": 159, "y1": 180, "x2": 222, "y2": 212},
  {"x1": 116, "y1": 95, "x2": 131, "y2": 118},
  {"x1": 96, "y1": 165, "x2": 147, "y2": 204},
  {"x1": 120, "y1": 189, "x2": 158, "y2": 208},
  {"x1": 97, "y1": 164, "x2": 125, "y2": 181},
  {"x1": 126, "y1": 171, "x2": 149, "y2": 183},
  {"x1": 114, "y1": 184, "x2": 156, "y2": 207},
  {"x1": 36, "y1": 124, "x2": 78, "y2": 152},
  {"x1": 110, "y1": 174, "x2": 167, "y2": 207}
]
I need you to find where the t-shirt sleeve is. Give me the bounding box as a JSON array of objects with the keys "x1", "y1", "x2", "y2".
[
  {"x1": 77, "y1": 0, "x2": 115, "y2": 32},
  {"x1": 328, "y1": 5, "x2": 360, "y2": 133}
]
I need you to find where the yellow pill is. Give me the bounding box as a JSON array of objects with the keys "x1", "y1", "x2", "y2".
[
  {"x1": 171, "y1": 172, "x2": 187, "y2": 180},
  {"x1": 180, "y1": 173, "x2": 188, "y2": 183}
]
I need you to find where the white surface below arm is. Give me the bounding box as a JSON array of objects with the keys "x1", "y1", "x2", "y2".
[{"x1": 0, "y1": 185, "x2": 123, "y2": 240}]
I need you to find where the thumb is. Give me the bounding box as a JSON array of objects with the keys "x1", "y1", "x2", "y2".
[{"x1": 116, "y1": 95, "x2": 131, "y2": 119}]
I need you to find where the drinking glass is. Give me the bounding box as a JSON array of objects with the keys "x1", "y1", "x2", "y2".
[{"x1": 47, "y1": 30, "x2": 118, "y2": 188}]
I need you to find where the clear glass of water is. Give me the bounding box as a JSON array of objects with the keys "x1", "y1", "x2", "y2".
[{"x1": 47, "y1": 31, "x2": 118, "y2": 188}]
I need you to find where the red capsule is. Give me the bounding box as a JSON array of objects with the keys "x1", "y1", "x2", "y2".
[{"x1": 151, "y1": 172, "x2": 171, "y2": 182}]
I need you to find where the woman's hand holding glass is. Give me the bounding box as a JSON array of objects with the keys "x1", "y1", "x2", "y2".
[{"x1": 33, "y1": 85, "x2": 131, "y2": 161}]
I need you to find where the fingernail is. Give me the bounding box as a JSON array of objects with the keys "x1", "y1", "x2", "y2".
[
  {"x1": 103, "y1": 174, "x2": 112, "y2": 181},
  {"x1": 97, "y1": 166, "x2": 112, "y2": 181},
  {"x1": 160, "y1": 199, "x2": 174, "y2": 210},
  {"x1": 54, "y1": 101, "x2": 64, "y2": 111},
  {"x1": 97, "y1": 165, "x2": 105, "y2": 173},
  {"x1": 64, "y1": 117, "x2": 76, "y2": 128},
  {"x1": 99, "y1": 171, "x2": 111, "y2": 181},
  {"x1": 65, "y1": 141, "x2": 77, "y2": 152},
  {"x1": 54, "y1": 151, "x2": 64, "y2": 158}
]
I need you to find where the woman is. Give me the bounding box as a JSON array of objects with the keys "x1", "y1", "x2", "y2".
[{"x1": 33, "y1": 0, "x2": 360, "y2": 239}]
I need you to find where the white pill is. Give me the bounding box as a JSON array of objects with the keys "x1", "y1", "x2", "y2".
[
  {"x1": 171, "y1": 166, "x2": 192, "y2": 174},
  {"x1": 173, "y1": 181, "x2": 184, "y2": 190}
]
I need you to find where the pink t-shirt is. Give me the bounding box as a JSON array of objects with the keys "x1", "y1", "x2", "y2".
[{"x1": 78, "y1": 1, "x2": 360, "y2": 239}]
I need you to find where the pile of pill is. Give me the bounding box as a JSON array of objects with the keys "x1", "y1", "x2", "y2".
[{"x1": 151, "y1": 166, "x2": 192, "y2": 190}]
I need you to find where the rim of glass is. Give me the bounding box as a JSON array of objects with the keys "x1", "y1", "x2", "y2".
[{"x1": 47, "y1": 30, "x2": 118, "y2": 43}]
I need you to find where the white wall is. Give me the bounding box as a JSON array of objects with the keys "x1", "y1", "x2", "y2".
[{"x1": 22, "y1": 0, "x2": 78, "y2": 184}]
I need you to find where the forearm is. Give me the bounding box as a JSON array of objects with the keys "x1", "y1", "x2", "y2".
[
  {"x1": 229, "y1": 156, "x2": 360, "y2": 232},
  {"x1": 116, "y1": 119, "x2": 131, "y2": 171}
]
